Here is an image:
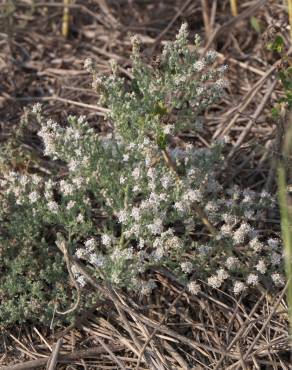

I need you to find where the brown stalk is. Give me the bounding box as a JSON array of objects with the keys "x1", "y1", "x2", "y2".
[{"x1": 0, "y1": 346, "x2": 125, "y2": 370}]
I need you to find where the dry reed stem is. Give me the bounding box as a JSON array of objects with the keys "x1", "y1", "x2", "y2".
[
  {"x1": 62, "y1": 0, "x2": 70, "y2": 38},
  {"x1": 230, "y1": 0, "x2": 238, "y2": 16},
  {"x1": 288, "y1": 0, "x2": 292, "y2": 40}
]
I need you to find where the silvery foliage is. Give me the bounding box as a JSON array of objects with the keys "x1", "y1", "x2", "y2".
[{"x1": 0, "y1": 24, "x2": 285, "y2": 323}]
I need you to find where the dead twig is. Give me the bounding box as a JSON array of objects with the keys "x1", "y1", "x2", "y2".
[
  {"x1": 201, "y1": 0, "x2": 211, "y2": 41},
  {"x1": 135, "y1": 287, "x2": 187, "y2": 370},
  {"x1": 202, "y1": 0, "x2": 268, "y2": 54},
  {"x1": 6, "y1": 95, "x2": 108, "y2": 116},
  {"x1": 0, "y1": 346, "x2": 125, "y2": 370},
  {"x1": 55, "y1": 234, "x2": 81, "y2": 316},
  {"x1": 227, "y1": 79, "x2": 277, "y2": 160},
  {"x1": 46, "y1": 338, "x2": 62, "y2": 370},
  {"x1": 94, "y1": 337, "x2": 127, "y2": 370}
]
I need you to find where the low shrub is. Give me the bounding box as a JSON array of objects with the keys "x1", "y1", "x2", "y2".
[{"x1": 0, "y1": 24, "x2": 284, "y2": 327}]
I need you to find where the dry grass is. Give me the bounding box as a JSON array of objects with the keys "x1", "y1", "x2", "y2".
[
  {"x1": 1, "y1": 271, "x2": 291, "y2": 369},
  {"x1": 0, "y1": 0, "x2": 292, "y2": 368}
]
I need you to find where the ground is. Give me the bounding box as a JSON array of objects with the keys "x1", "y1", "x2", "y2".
[{"x1": 0, "y1": 0, "x2": 292, "y2": 369}]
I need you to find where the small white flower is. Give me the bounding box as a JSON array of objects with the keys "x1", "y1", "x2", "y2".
[
  {"x1": 111, "y1": 271, "x2": 121, "y2": 284},
  {"x1": 233, "y1": 222, "x2": 252, "y2": 244},
  {"x1": 196, "y1": 87, "x2": 205, "y2": 96},
  {"x1": 256, "y1": 260, "x2": 267, "y2": 274},
  {"x1": 218, "y1": 64, "x2": 228, "y2": 73},
  {"x1": 140, "y1": 280, "x2": 157, "y2": 296},
  {"x1": 32, "y1": 103, "x2": 42, "y2": 114},
  {"x1": 221, "y1": 224, "x2": 233, "y2": 237},
  {"x1": 205, "y1": 50, "x2": 217, "y2": 61},
  {"x1": 84, "y1": 57, "x2": 94, "y2": 72},
  {"x1": 45, "y1": 179, "x2": 54, "y2": 190},
  {"x1": 0, "y1": 179, "x2": 7, "y2": 188},
  {"x1": 260, "y1": 190, "x2": 269, "y2": 199},
  {"x1": 119, "y1": 175, "x2": 126, "y2": 185},
  {"x1": 131, "y1": 207, "x2": 141, "y2": 221},
  {"x1": 101, "y1": 234, "x2": 111, "y2": 247},
  {"x1": 60, "y1": 180, "x2": 74, "y2": 196},
  {"x1": 163, "y1": 125, "x2": 174, "y2": 134},
  {"x1": 143, "y1": 137, "x2": 150, "y2": 146},
  {"x1": 76, "y1": 213, "x2": 84, "y2": 223},
  {"x1": 174, "y1": 201, "x2": 186, "y2": 213},
  {"x1": 72, "y1": 177, "x2": 84, "y2": 189},
  {"x1": 187, "y1": 281, "x2": 201, "y2": 295},
  {"x1": 44, "y1": 190, "x2": 53, "y2": 200},
  {"x1": 123, "y1": 154, "x2": 129, "y2": 162},
  {"x1": 233, "y1": 281, "x2": 246, "y2": 295},
  {"x1": 152, "y1": 246, "x2": 164, "y2": 261},
  {"x1": 181, "y1": 261, "x2": 193, "y2": 273},
  {"x1": 249, "y1": 238, "x2": 263, "y2": 253},
  {"x1": 270, "y1": 252, "x2": 281, "y2": 266},
  {"x1": 48, "y1": 201, "x2": 59, "y2": 213},
  {"x1": 208, "y1": 275, "x2": 223, "y2": 289},
  {"x1": 184, "y1": 189, "x2": 203, "y2": 203},
  {"x1": 66, "y1": 200, "x2": 76, "y2": 210},
  {"x1": 215, "y1": 79, "x2": 228, "y2": 90},
  {"x1": 246, "y1": 273, "x2": 259, "y2": 286},
  {"x1": 176, "y1": 22, "x2": 188, "y2": 42},
  {"x1": 148, "y1": 192, "x2": 161, "y2": 208},
  {"x1": 68, "y1": 159, "x2": 79, "y2": 172},
  {"x1": 75, "y1": 248, "x2": 86, "y2": 259},
  {"x1": 29, "y1": 191, "x2": 40, "y2": 204},
  {"x1": 268, "y1": 238, "x2": 279, "y2": 249},
  {"x1": 71, "y1": 265, "x2": 79, "y2": 276},
  {"x1": 222, "y1": 213, "x2": 237, "y2": 225},
  {"x1": 216, "y1": 268, "x2": 229, "y2": 281},
  {"x1": 138, "y1": 238, "x2": 145, "y2": 249},
  {"x1": 85, "y1": 238, "x2": 96, "y2": 251},
  {"x1": 145, "y1": 156, "x2": 153, "y2": 168},
  {"x1": 205, "y1": 201, "x2": 219, "y2": 213},
  {"x1": 77, "y1": 275, "x2": 87, "y2": 287},
  {"x1": 89, "y1": 253, "x2": 105, "y2": 267},
  {"x1": 132, "y1": 167, "x2": 140, "y2": 180},
  {"x1": 225, "y1": 256, "x2": 239, "y2": 270},
  {"x1": 165, "y1": 236, "x2": 181, "y2": 249},
  {"x1": 32, "y1": 175, "x2": 41, "y2": 185},
  {"x1": 147, "y1": 218, "x2": 163, "y2": 235},
  {"x1": 117, "y1": 210, "x2": 128, "y2": 223},
  {"x1": 193, "y1": 60, "x2": 205, "y2": 72},
  {"x1": 147, "y1": 168, "x2": 156, "y2": 180},
  {"x1": 198, "y1": 245, "x2": 211, "y2": 255},
  {"x1": 133, "y1": 185, "x2": 140, "y2": 193},
  {"x1": 271, "y1": 273, "x2": 285, "y2": 287},
  {"x1": 19, "y1": 175, "x2": 29, "y2": 186},
  {"x1": 161, "y1": 174, "x2": 172, "y2": 189},
  {"x1": 244, "y1": 209, "x2": 254, "y2": 219},
  {"x1": 77, "y1": 115, "x2": 86, "y2": 124}
]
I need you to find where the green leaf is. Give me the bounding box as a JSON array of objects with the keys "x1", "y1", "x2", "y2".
[
  {"x1": 156, "y1": 132, "x2": 167, "y2": 149},
  {"x1": 153, "y1": 101, "x2": 168, "y2": 116},
  {"x1": 278, "y1": 166, "x2": 292, "y2": 336},
  {"x1": 267, "y1": 35, "x2": 284, "y2": 53},
  {"x1": 271, "y1": 107, "x2": 280, "y2": 118},
  {"x1": 250, "y1": 16, "x2": 261, "y2": 34}
]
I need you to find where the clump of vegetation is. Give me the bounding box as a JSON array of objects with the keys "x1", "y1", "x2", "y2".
[{"x1": 0, "y1": 24, "x2": 285, "y2": 327}]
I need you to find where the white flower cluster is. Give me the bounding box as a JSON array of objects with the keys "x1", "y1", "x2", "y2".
[
  {"x1": 208, "y1": 268, "x2": 229, "y2": 289},
  {"x1": 187, "y1": 281, "x2": 201, "y2": 295},
  {"x1": 71, "y1": 265, "x2": 87, "y2": 287},
  {"x1": 75, "y1": 237, "x2": 106, "y2": 269}
]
